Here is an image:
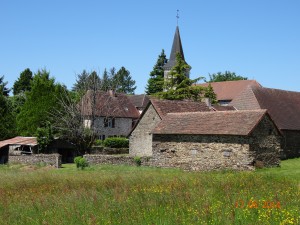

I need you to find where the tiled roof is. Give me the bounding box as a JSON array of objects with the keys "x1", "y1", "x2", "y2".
[
  {"x1": 197, "y1": 80, "x2": 261, "y2": 101},
  {"x1": 150, "y1": 98, "x2": 211, "y2": 119},
  {"x1": 231, "y1": 86, "x2": 300, "y2": 130},
  {"x1": 80, "y1": 91, "x2": 140, "y2": 118},
  {"x1": 152, "y1": 110, "x2": 268, "y2": 136},
  {"x1": 127, "y1": 94, "x2": 150, "y2": 109},
  {"x1": 0, "y1": 137, "x2": 37, "y2": 149},
  {"x1": 211, "y1": 105, "x2": 236, "y2": 111}
]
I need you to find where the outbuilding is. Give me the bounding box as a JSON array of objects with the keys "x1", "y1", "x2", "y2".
[{"x1": 151, "y1": 110, "x2": 282, "y2": 171}]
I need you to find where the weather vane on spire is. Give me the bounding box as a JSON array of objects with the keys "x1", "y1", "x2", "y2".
[{"x1": 176, "y1": 10, "x2": 179, "y2": 26}]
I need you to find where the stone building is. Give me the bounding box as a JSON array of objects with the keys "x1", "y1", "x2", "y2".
[
  {"x1": 230, "y1": 85, "x2": 300, "y2": 158},
  {"x1": 81, "y1": 90, "x2": 140, "y2": 140},
  {"x1": 151, "y1": 110, "x2": 282, "y2": 171},
  {"x1": 129, "y1": 98, "x2": 210, "y2": 156}
]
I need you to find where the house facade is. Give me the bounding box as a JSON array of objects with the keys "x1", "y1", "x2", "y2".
[
  {"x1": 81, "y1": 90, "x2": 140, "y2": 140},
  {"x1": 129, "y1": 98, "x2": 211, "y2": 156},
  {"x1": 151, "y1": 110, "x2": 282, "y2": 171}
]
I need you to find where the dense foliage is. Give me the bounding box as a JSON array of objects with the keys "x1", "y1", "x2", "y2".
[
  {"x1": 13, "y1": 68, "x2": 33, "y2": 95},
  {"x1": 16, "y1": 69, "x2": 66, "y2": 136},
  {"x1": 145, "y1": 49, "x2": 167, "y2": 95},
  {"x1": 103, "y1": 137, "x2": 129, "y2": 148},
  {"x1": 208, "y1": 71, "x2": 247, "y2": 82}
]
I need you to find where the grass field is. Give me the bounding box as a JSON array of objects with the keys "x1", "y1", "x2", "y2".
[{"x1": 0, "y1": 158, "x2": 299, "y2": 225}]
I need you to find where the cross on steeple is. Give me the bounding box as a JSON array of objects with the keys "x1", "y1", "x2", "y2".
[{"x1": 176, "y1": 10, "x2": 179, "y2": 26}]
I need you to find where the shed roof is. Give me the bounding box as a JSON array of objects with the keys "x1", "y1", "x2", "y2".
[
  {"x1": 197, "y1": 80, "x2": 261, "y2": 101},
  {"x1": 231, "y1": 86, "x2": 300, "y2": 130},
  {"x1": 152, "y1": 110, "x2": 268, "y2": 136},
  {"x1": 0, "y1": 137, "x2": 37, "y2": 149}
]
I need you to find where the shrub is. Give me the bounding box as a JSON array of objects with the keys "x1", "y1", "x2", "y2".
[
  {"x1": 103, "y1": 137, "x2": 129, "y2": 148},
  {"x1": 94, "y1": 139, "x2": 103, "y2": 146},
  {"x1": 134, "y1": 156, "x2": 142, "y2": 167},
  {"x1": 74, "y1": 156, "x2": 88, "y2": 169}
]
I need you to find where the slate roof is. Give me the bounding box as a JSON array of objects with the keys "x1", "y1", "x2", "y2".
[
  {"x1": 127, "y1": 94, "x2": 150, "y2": 109},
  {"x1": 230, "y1": 86, "x2": 300, "y2": 130},
  {"x1": 150, "y1": 98, "x2": 211, "y2": 119},
  {"x1": 0, "y1": 137, "x2": 37, "y2": 149},
  {"x1": 152, "y1": 110, "x2": 268, "y2": 136},
  {"x1": 80, "y1": 91, "x2": 140, "y2": 118},
  {"x1": 197, "y1": 80, "x2": 261, "y2": 101},
  {"x1": 163, "y1": 26, "x2": 187, "y2": 70}
]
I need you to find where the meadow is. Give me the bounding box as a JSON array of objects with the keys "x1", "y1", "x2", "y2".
[{"x1": 0, "y1": 158, "x2": 299, "y2": 225}]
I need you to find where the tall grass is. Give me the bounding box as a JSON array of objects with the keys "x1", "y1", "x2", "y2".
[{"x1": 0, "y1": 159, "x2": 299, "y2": 225}]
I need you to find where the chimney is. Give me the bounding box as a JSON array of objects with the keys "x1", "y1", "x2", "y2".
[
  {"x1": 202, "y1": 97, "x2": 212, "y2": 108},
  {"x1": 108, "y1": 89, "x2": 115, "y2": 97}
]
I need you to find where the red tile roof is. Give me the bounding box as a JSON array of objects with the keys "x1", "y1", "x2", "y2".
[
  {"x1": 150, "y1": 98, "x2": 211, "y2": 119},
  {"x1": 80, "y1": 91, "x2": 140, "y2": 118},
  {"x1": 152, "y1": 110, "x2": 268, "y2": 136},
  {"x1": 0, "y1": 137, "x2": 37, "y2": 148},
  {"x1": 211, "y1": 105, "x2": 236, "y2": 111},
  {"x1": 197, "y1": 80, "x2": 261, "y2": 101},
  {"x1": 231, "y1": 86, "x2": 300, "y2": 130}
]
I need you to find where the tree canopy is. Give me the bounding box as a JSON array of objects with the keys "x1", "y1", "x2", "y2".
[
  {"x1": 0, "y1": 75, "x2": 10, "y2": 96},
  {"x1": 16, "y1": 69, "x2": 67, "y2": 136},
  {"x1": 145, "y1": 49, "x2": 167, "y2": 95},
  {"x1": 13, "y1": 68, "x2": 33, "y2": 95},
  {"x1": 112, "y1": 67, "x2": 136, "y2": 94},
  {"x1": 207, "y1": 71, "x2": 247, "y2": 82}
]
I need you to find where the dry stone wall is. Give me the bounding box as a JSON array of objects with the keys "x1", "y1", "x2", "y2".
[{"x1": 9, "y1": 154, "x2": 62, "y2": 168}]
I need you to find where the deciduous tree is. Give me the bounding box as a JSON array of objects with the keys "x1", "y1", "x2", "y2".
[{"x1": 207, "y1": 71, "x2": 247, "y2": 82}]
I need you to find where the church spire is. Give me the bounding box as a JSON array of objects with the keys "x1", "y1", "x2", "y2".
[{"x1": 163, "y1": 25, "x2": 187, "y2": 70}]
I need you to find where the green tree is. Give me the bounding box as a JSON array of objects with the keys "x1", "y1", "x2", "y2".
[
  {"x1": 101, "y1": 68, "x2": 111, "y2": 91},
  {"x1": 145, "y1": 49, "x2": 167, "y2": 95},
  {"x1": 0, "y1": 75, "x2": 10, "y2": 96},
  {"x1": 72, "y1": 70, "x2": 102, "y2": 95},
  {"x1": 16, "y1": 69, "x2": 66, "y2": 136},
  {"x1": 157, "y1": 53, "x2": 205, "y2": 100},
  {"x1": 36, "y1": 121, "x2": 54, "y2": 153},
  {"x1": 13, "y1": 68, "x2": 33, "y2": 95},
  {"x1": 0, "y1": 88, "x2": 16, "y2": 140},
  {"x1": 72, "y1": 70, "x2": 90, "y2": 93},
  {"x1": 207, "y1": 71, "x2": 247, "y2": 82},
  {"x1": 204, "y1": 83, "x2": 217, "y2": 104},
  {"x1": 112, "y1": 67, "x2": 136, "y2": 94}
]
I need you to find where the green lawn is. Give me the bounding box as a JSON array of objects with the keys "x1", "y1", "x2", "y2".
[{"x1": 0, "y1": 158, "x2": 299, "y2": 225}]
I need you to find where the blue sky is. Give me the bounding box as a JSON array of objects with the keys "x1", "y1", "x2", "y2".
[{"x1": 1, "y1": 0, "x2": 300, "y2": 94}]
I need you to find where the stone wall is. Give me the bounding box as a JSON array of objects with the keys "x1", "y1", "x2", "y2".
[
  {"x1": 129, "y1": 104, "x2": 161, "y2": 156},
  {"x1": 90, "y1": 147, "x2": 129, "y2": 155},
  {"x1": 94, "y1": 117, "x2": 133, "y2": 138},
  {"x1": 152, "y1": 134, "x2": 254, "y2": 171},
  {"x1": 9, "y1": 154, "x2": 62, "y2": 168},
  {"x1": 282, "y1": 130, "x2": 300, "y2": 159},
  {"x1": 84, "y1": 154, "x2": 152, "y2": 166}
]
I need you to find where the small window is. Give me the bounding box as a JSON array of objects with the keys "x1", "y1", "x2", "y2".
[
  {"x1": 104, "y1": 118, "x2": 115, "y2": 128},
  {"x1": 84, "y1": 119, "x2": 91, "y2": 128}
]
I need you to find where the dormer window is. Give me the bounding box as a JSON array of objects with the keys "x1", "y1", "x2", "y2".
[{"x1": 104, "y1": 117, "x2": 115, "y2": 128}]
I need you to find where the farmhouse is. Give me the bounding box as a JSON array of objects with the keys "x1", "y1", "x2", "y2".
[
  {"x1": 151, "y1": 110, "x2": 281, "y2": 171},
  {"x1": 230, "y1": 85, "x2": 300, "y2": 158},
  {"x1": 129, "y1": 98, "x2": 211, "y2": 156},
  {"x1": 81, "y1": 90, "x2": 140, "y2": 140}
]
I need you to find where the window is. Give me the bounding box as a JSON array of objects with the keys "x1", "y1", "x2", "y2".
[
  {"x1": 84, "y1": 119, "x2": 91, "y2": 128},
  {"x1": 104, "y1": 118, "x2": 115, "y2": 128}
]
